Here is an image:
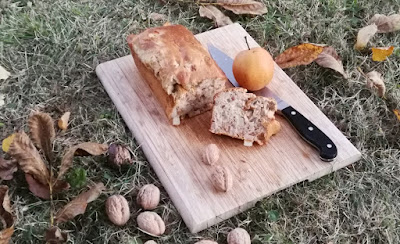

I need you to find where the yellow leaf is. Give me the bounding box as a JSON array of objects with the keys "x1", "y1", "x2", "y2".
[
  {"x1": 2, "y1": 134, "x2": 16, "y2": 153},
  {"x1": 275, "y1": 43, "x2": 324, "y2": 69},
  {"x1": 354, "y1": 24, "x2": 378, "y2": 51},
  {"x1": 199, "y1": 5, "x2": 233, "y2": 27},
  {"x1": 394, "y1": 109, "x2": 400, "y2": 121},
  {"x1": 0, "y1": 65, "x2": 10, "y2": 80},
  {"x1": 57, "y1": 111, "x2": 71, "y2": 130},
  {"x1": 371, "y1": 46, "x2": 394, "y2": 61}
]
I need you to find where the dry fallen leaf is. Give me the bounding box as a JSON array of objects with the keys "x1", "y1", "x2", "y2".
[
  {"x1": 57, "y1": 142, "x2": 108, "y2": 181},
  {"x1": 0, "y1": 94, "x2": 4, "y2": 108},
  {"x1": 369, "y1": 14, "x2": 400, "y2": 33},
  {"x1": 275, "y1": 43, "x2": 324, "y2": 69},
  {"x1": 217, "y1": 0, "x2": 267, "y2": 15},
  {"x1": 45, "y1": 226, "x2": 68, "y2": 244},
  {"x1": 8, "y1": 132, "x2": 50, "y2": 186},
  {"x1": 0, "y1": 157, "x2": 17, "y2": 181},
  {"x1": 0, "y1": 185, "x2": 15, "y2": 243},
  {"x1": 25, "y1": 174, "x2": 50, "y2": 199},
  {"x1": 0, "y1": 65, "x2": 10, "y2": 80},
  {"x1": 315, "y1": 46, "x2": 348, "y2": 78},
  {"x1": 199, "y1": 5, "x2": 233, "y2": 27},
  {"x1": 2, "y1": 134, "x2": 16, "y2": 153},
  {"x1": 55, "y1": 182, "x2": 105, "y2": 224},
  {"x1": 371, "y1": 46, "x2": 394, "y2": 61},
  {"x1": 29, "y1": 112, "x2": 55, "y2": 162},
  {"x1": 57, "y1": 112, "x2": 71, "y2": 131},
  {"x1": 149, "y1": 12, "x2": 167, "y2": 21},
  {"x1": 354, "y1": 24, "x2": 378, "y2": 50},
  {"x1": 366, "y1": 70, "x2": 385, "y2": 97},
  {"x1": 394, "y1": 109, "x2": 400, "y2": 121}
]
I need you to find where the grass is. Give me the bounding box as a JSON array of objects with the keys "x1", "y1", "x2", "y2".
[{"x1": 0, "y1": 0, "x2": 399, "y2": 243}]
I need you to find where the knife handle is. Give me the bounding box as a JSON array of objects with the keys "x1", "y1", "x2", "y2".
[{"x1": 281, "y1": 106, "x2": 337, "y2": 162}]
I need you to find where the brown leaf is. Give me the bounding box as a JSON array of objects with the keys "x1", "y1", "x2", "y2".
[
  {"x1": 149, "y1": 12, "x2": 167, "y2": 21},
  {"x1": 369, "y1": 14, "x2": 400, "y2": 33},
  {"x1": 55, "y1": 183, "x2": 105, "y2": 224},
  {"x1": 0, "y1": 158, "x2": 17, "y2": 181},
  {"x1": 199, "y1": 5, "x2": 233, "y2": 27},
  {"x1": 25, "y1": 174, "x2": 50, "y2": 199},
  {"x1": 57, "y1": 112, "x2": 71, "y2": 131},
  {"x1": 25, "y1": 174, "x2": 70, "y2": 199},
  {"x1": 315, "y1": 46, "x2": 348, "y2": 78},
  {"x1": 217, "y1": 0, "x2": 267, "y2": 15},
  {"x1": 57, "y1": 143, "x2": 108, "y2": 181},
  {"x1": 275, "y1": 43, "x2": 324, "y2": 69},
  {"x1": 28, "y1": 112, "x2": 55, "y2": 162},
  {"x1": 8, "y1": 132, "x2": 50, "y2": 186},
  {"x1": 0, "y1": 185, "x2": 15, "y2": 243},
  {"x1": 366, "y1": 70, "x2": 385, "y2": 97},
  {"x1": 45, "y1": 226, "x2": 68, "y2": 244},
  {"x1": 354, "y1": 24, "x2": 377, "y2": 51}
]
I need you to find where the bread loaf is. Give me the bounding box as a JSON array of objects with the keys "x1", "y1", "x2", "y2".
[
  {"x1": 127, "y1": 25, "x2": 227, "y2": 125},
  {"x1": 210, "y1": 88, "x2": 281, "y2": 146}
]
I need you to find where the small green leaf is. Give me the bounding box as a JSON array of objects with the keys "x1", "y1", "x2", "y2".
[
  {"x1": 0, "y1": 122, "x2": 4, "y2": 128},
  {"x1": 267, "y1": 210, "x2": 280, "y2": 222},
  {"x1": 66, "y1": 167, "x2": 87, "y2": 188}
]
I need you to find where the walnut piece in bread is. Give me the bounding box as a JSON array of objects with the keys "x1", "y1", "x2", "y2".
[{"x1": 127, "y1": 25, "x2": 227, "y2": 125}]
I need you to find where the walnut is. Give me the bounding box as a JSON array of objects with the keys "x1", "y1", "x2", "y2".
[
  {"x1": 137, "y1": 211, "x2": 165, "y2": 236},
  {"x1": 105, "y1": 195, "x2": 130, "y2": 226},
  {"x1": 107, "y1": 143, "x2": 133, "y2": 168},
  {"x1": 194, "y1": 240, "x2": 218, "y2": 244},
  {"x1": 211, "y1": 166, "x2": 233, "y2": 192},
  {"x1": 137, "y1": 184, "x2": 160, "y2": 210},
  {"x1": 144, "y1": 241, "x2": 157, "y2": 244},
  {"x1": 202, "y1": 144, "x2": 220, "y2": 165},
  {"x1": 227, "y1": 228, "x2": 251, "y2": 244}
]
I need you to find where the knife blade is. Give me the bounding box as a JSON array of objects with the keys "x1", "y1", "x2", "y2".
[{"x1": 208, "y1": 44, "x2": 337, "y2": 162}]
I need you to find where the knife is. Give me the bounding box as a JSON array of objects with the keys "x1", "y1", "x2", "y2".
[{"x1": 208, "y1": 44, "x2": 337, "y2": 162}]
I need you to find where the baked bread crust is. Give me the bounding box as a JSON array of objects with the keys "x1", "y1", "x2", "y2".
[
  {"x1": 210, "y1": 87, "x2": 281, "y2": 146},
  {"x1": 127, "y1": 25, "x2": 227, "y2": 125}
]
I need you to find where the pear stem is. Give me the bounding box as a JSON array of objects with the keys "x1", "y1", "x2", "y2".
[{"x1": 245, "y1": 36, "x2": 250, "y2": 50}]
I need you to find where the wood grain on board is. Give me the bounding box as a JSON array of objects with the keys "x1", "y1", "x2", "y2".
[{"x1": 96, "y1": 23, "x2": 361, "y2": 233}]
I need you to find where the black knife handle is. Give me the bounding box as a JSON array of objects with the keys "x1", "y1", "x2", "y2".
[{"x1": 281, "y1": 106, "x2": 337, "y2": 161}]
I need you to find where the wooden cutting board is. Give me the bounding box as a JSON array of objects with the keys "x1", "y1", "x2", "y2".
[{"x1": 96, "y1": 23, "x2": 361, "y2": 233}]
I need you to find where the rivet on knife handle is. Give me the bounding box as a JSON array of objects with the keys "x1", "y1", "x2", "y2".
[{"x1": 280, "y1": 106, "x2": 337, "y2": 161}]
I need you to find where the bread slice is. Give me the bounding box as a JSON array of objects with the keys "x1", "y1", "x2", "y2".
[
  {"x1": 126, "y1": 25, "x2": 227, "y2": 125},
  {"x1": 210, "y1": 88, "x2": 281, "y2": 146}
]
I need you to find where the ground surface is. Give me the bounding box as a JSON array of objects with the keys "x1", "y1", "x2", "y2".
[{"x1": 0, "y1": 0, "x2": 399, "y2": 243}]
